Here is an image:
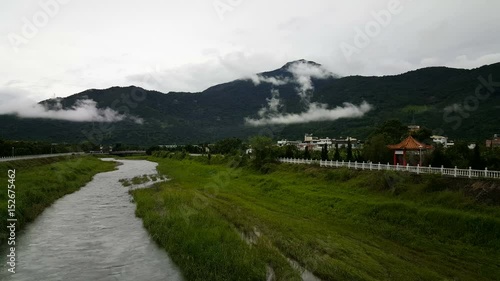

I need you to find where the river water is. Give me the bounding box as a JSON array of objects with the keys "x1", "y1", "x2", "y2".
[{"x1": 1, "y1": 158, "x2": 183, "y2": 281}]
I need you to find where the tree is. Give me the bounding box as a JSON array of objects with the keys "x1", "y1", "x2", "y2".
[
  {"x1": 346, "y1": 139, "x2": 353, "y2": 161},
  {"x1": 469, "y1": 143, "x2": 483, "y2": 169},
  {"x1": 483, "y1": 147, "x2": 500, "y2": 170},
  {"x1": 354, "y1": 149, "x2": 364, "y2": 162},
  {"x1": 249, "y1": 136, "x2": 276, "y2": 171},
  {"x1": 412, "y1": 127, "x2": 433, "y2": 144},
  {"x1": 371, "y1": 119, "x2": 408, "y2": 144},
  {"x1": 333, "y1": 143, "x2": 341, "y2": 161},
  {"x1": 362, "y1": 134, "x2": 392, "y2": 163},
  {"x1": 113, "y1": 143, "x2": 123, "y2": 151},
  {"x1": 429, "y1": 144, "x2": 452, "y2": 168},
  {"x1": 321, "y1": 143, "x2": 329, "y2": 161},
  {"x1": 285, "y1": 145, "x2": 297, "y2": 158},
  {"x1": 146, "y1": 145, "x2": 161, "y2": 155},
  {"x1": 304, "y1": 146, "x2": 311, "y2": 159},
  {"x1": 445, "y1": 141, "x2": 470, "y2": 168},
  {"x1": 213, "y1": 137, "x2": 243, "y2": 155}
]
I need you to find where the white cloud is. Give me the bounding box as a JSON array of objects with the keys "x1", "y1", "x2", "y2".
[
  {"x1": 287, "y1": 60, "x2": 337, "y2": 104},
  {"x1": 0, "y1": 88, "x2": 142, "y2": 123},
  {"x1": 420, "y1": 57, "x2": 441, "y2": 67},
  {"x1": 257, "y1": 89, "x2": 283, "y2": 117},
  {"x1": 449, "y1": 53, "x2": 500, "y2": 69},
  {"x1": 247, "y1": 75, "x2": 291, "y2": 86},
  {"x1": 244, "y1": 60, "x2": 368, "y2": 127},
  {"x1": 246, "y1": 101, "x2": 372, "y2": 126},
  {"x1": 2, "y1": 1, "x2": 500, "y2": 101},
  {"x1": 126, "y1": 52, "x2": 284, "y2": 92}
]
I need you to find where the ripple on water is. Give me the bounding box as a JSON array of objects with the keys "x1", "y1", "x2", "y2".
[{"x1": 0, "y1": 159, "x2": 183, "y2": 281}]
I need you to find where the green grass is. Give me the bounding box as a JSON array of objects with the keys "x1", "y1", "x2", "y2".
[
  {"x1": 0, "y1": 156, "x2": 116, "y2": 244},
  {"x1": 133, "y1": 157, "x2": 500, "y2": 281},
  {"x1": 119, "y1": 174, "x2": 168, "y2": 187}
]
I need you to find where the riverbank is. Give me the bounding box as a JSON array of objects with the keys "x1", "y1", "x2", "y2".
[
  {"x1": 133, "y1": 156, "x2": 500, "y2": 281},
  {"x1": 0, "y1": 156, "x2": 116, "y2": 244}
]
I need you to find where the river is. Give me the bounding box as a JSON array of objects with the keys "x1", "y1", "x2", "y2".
[{"x1": 1, "y1": 158, "x2": 183, "y2": 281}]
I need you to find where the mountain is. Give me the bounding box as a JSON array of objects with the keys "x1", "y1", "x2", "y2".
[{"x1": 1, "y1": 60, "x2": 499, "y2": 146}]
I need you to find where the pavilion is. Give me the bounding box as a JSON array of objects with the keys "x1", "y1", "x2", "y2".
[{"x1": 387, "y1": 135, "x2": 433, "y2": 166}]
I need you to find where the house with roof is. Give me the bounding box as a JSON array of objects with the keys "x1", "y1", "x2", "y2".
[
  {"x1": 387, "y1": 135, "x2": 433, "y2": 166},
  {"x1": 486, "y1": 134, "x2": 500, "y2": 148}
]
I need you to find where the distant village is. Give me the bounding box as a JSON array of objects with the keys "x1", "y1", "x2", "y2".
[
  {"x1": 277, "y1": 134, "x2": 362, "y2": 151},
  {"x1": 276, "y1": 126, "x2": 500, "y2": 152}
]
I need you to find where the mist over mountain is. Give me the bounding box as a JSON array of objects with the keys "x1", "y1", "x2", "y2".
[{"x1": 1, "y1": 60, "x2": 499, "y2": 145}]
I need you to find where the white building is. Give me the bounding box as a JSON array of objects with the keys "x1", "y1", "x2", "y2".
[
  {"x1": 431, "y1": 135, "x2": 447, "y2": 145},
  {"x1": 277, "y1": 134, "x2": 362, "y2": 151},
  {"x1": 277, "y1": 140, "x2": 301, "y2": 147},
  {"x1": 430, "y1": 135, "x2": 455, "y2": 147}
]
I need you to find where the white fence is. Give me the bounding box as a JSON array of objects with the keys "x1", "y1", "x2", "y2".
[{"x1": 278, "y1": 158, "x2": 500, "y2": 180}]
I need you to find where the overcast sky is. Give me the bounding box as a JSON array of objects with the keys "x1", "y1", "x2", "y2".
[{"x1": 1, "y1": 0, "x2": 500, "y2": 102}]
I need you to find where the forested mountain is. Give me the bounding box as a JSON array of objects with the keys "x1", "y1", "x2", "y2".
[{"x1": 1, "y1": 60, "x2": 499, "y2": 145}]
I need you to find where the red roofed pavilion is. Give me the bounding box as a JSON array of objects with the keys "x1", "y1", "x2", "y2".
[{"x1": 387, "y1": 135, "x2": 433, "y2": 166}]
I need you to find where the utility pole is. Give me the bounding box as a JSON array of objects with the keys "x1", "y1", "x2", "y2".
[{"x1": 419, "y1": 145, "x2": 423, "y2": 166}]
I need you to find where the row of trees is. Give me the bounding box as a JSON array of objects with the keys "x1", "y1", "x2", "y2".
[
  {"x1": 146, "y1": 138, "x2": 246, "y2": 156},
  {"x1": 274, "y1": 142, "x2": 362, "y2": 162},
  {"x1": 0, "y1": 139, "x2": 82, "y2": 157},
  {"x1": 0, "y1": 139, "x2": 155, "y2": 157}
]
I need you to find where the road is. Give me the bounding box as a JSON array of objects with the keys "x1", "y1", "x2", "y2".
[{"x1": 0, "y1": 152, "x2": 85, "y2": 162}]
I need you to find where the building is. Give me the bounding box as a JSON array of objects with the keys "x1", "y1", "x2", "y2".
[
  {"x1": 277, "y1": 140, "x2": 301, "y2": 147},
  {"x1": 335, "y1": 137, "x2": 361, "y2": 149},
  {"x1": 431, "y1": 135, "x2": 447, "y2": 145},
  {"x1": 387, "y1": 135, "x2": 433, "y2": 166},
  {"x1": 408, "y1": 125, "x2": 420, "y2": 133},
  {"x1": 430, "y1": 135, "x2": 454, "y2": 148},
  {"x1": 276, "y1": 134, "x2": 362, "y2": 151},
  {"x1": 486, "y1": 134, "x2": 500, "y2": 148},
  {"x1": 159, "y1": 144, "x2": 180, "y2": 149},
  {"x1": 304, "y1": 134, "x2": 319, "y2": 143}
]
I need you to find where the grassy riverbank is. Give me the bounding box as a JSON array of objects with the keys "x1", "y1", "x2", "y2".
[
  {"x1": 133, "y1": 157, "x2": 500, "y2": 281},
  {"x1": 0, "y1": 156, "x2": 116, "y2": 244}
]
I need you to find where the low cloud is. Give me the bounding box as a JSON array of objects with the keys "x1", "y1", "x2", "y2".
[
  {"x1": 245, "y1": 60, "x2": 365, "y2": 127},
  {"x1": 247, "y1": 74, "x2": 291, "y2": 86},
  {"x1": 0, "y1": 89, "x2": 142, "y2": 123},
  {"x1": 287, "y1": 60, "x2": 338, "y2": 104},
  {"x1": 449, "y1": 53, "x2": 500, "y2": 69},
  {"x1": 256, "y1": 89, "x2": 283, "y2": 117},
  {"x1": 246, "y1": 101, "x2": 372, "y2": 126}
]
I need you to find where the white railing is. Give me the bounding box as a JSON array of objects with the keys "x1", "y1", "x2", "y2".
[{"x1": 277, "y1": 158, "x2": 500, "y2": 180}]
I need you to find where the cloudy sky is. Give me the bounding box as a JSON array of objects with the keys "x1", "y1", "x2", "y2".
[{"x1": 1, "y1": 0, "x2": 500, "y2": 102}]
